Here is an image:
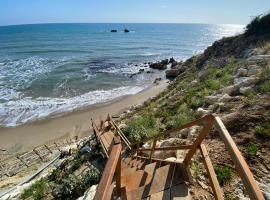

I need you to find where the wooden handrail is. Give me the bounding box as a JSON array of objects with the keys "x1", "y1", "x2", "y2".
[
  {"x1": 136, "y1": 145, "x2": 193, "y2": 152},
  {"x1": 214, "y1": 116, "x2": 264, "y2": 200},
  {"x1": 91, "y1": 119, "x2": 109, "y2": 158},
  {"x1": 129, "y1": 115, "x2": 211, "y2": 149},
  {"x1": 109, "y1": 117, "x2": 131, "y2": 150},
  {"x1": 94, "y1": 137, "x2": 122, "y2": 200},
  {"x1": 199, "y1": 144, "x2": 224, "y2": 200}
]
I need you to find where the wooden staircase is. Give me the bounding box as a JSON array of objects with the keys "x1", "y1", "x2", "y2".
[
  {"x1": 91, "y1": 115, "x2": 265, "y2": 200},
  {"x1": 120, "y1": 157, "x2": 191, "y2": 200}
]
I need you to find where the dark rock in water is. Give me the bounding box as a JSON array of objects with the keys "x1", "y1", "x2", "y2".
[
  {"x1": 111, "y1": 29, "x2": 117, "y2": 32},
  {"x1": 149, "y1": 59, "x2": 168, "y2": 70},
  {"x1": 146, "y1": 70, "x2": 152, "y2": 73},
  {"x1": 154, "y1": 78, "x2": 162, "y2": 84},
  {"x1": 124, "y1": 29, "x2": 130, "y2": 33},
  {"x1": 139, "y1": 68, "x2": 145, "y2": 72},
  {"x1": 171, "y1": 61, "x2": 178, "y2": 68},
  {"x1": 169, "y1": 57, "x2": 176, "y2": 63},
  {"x1": 130, "y1": 73, "x2": 137, "y2": 78}
]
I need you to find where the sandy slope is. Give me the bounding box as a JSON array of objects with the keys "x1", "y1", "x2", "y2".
[{"x1": 0, "y1": 81, "x2": 168, "y2": 154}]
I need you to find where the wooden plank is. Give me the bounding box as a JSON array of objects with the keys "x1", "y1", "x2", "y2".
[
  {"x1": 214, "y1": 117, "x2": 264, "y2": 200},
  {"x1": 149, "y1": 189, "x2": 170, "y2": 200},
  {"x1": 137, "y1": 145, "x2": 193, "y2": 152},
  {"x1": 94, "y1": 142, "x2": 122, "y2": 200},
  {"x1": 184, "y1": 115, "x2": 215, "y2": 164},
  {"x1": 149, "y1": 138, "x2": 157, "y2": 160},
  {"x1": 199, "y1": 144, "x2": 224, "y2": 200}
]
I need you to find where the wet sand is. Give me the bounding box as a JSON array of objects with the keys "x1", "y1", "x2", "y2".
[{"x1": 0, "y1": 81, "x2": 168, "y2": 153}]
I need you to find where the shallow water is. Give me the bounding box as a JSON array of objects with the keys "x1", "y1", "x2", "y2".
[{"x1": 0, "y1": 23, "x2": 244, "y2": 126}]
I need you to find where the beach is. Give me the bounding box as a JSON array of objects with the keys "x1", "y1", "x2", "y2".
[{"x1": 0, "y1": 81, "x2": 168, "y2": 154}]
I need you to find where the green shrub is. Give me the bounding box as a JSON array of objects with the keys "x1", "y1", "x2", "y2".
[
  {"x1": 225, "y1": 193, "x2": 234, "y2": 200},
  {"x1": 214, "y1": 165, "x2": 232, "y2": 186},
  {"x1": 260, "y1": 80, "x2": 270, "y2": 93},
  {"x1": 247, "y1": 142, "x2": 258, "y2": 156},
  {"x1": 243, "y1": 89, "x2": 256, "y2": 98},
  {"x1": 245, "y1": 13, "x2": 270, "y2": 36},
  {"x1": 20, "y1": 178, "x2": 48, "y2": 200},
  {"x1": 123, "y1": 114, "x2": 158, "y2": 141},
  {"x1": 205, "y1": 78, "x2": 221, "y2": 90},
  {"x1": 255, "y1": 123, "x2": 270, "y2": 139}
]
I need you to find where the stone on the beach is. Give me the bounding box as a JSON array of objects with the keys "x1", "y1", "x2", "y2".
[{"x1": 149, "y1": 59, "x2": 168, "y2": 70}]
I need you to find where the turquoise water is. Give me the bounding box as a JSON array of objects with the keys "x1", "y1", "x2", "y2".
[{"x1": 0, "y1": 23, "x2": 244, "y2": 126}]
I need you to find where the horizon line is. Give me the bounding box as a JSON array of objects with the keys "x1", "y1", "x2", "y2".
[{"x1": 0, "y1": 22, "x2": 245, "y2": 27}]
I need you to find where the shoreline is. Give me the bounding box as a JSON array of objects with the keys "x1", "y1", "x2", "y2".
[{"x1": 0, "y1": 80, "x2": 168, "y2": 154}]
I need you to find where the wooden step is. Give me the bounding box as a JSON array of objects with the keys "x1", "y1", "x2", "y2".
[
  {"x1": 122, "y1": 165, "x2": 139, "y2": 176},
  {"x1": 143, "y1": 183, "x2": 191, "y2": 200},
  {"x1": 121, "y1": 170, "x2": 153, "y2": 192},
  {"x1": 142, "y1": 162, "x2": 160, "y2": 174},
  {"x1": 125, "y1": 164, "x2": 175, "y2": 200}
]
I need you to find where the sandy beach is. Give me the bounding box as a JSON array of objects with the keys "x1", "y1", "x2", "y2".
[{"x1": 0, "y1": 81, "x2": 168, "y2": 154}]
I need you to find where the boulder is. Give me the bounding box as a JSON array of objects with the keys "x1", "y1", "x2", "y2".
[
  {"x1": 196, "y1": 108, "x2": 211, "y2": 118},
  {"x1": 236, "y1": 67, "x2": 248, "y2": 77},
  {"x1": 222, "y1": 85, "x2": 240, "y2": 96},
  {"x1": 165, "y1": 69, "x2": 180, "y2": 78},
  {"x1": 234, "y1": 77, "x2": 257, "y2": 87},
  {"x1": 246, "y1": 65, "x2": 262, "y2": 76},
  {"x1": 110, "y1": 29, "x2": 117, "y2": 32},
  {"x1": 149, "y1": 61, "x2": 167, "y2": 70},
  {"x1": 124, "y1": 29, "x2": 130, "y2": 33},
  {"x1": 169, "y1": 57, "x2": 176, "y2": 63}
]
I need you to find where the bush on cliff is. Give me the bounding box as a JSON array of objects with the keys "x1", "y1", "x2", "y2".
[{"x1": 245, "y1": 12, "x2": 270, "y2": 36}]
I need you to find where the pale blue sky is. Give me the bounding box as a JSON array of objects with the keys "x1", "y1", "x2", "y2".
[{"x1": 0, "y1": 0, "x2": 269, "y2": 26}]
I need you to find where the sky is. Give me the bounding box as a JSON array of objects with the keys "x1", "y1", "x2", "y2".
[{"x1": 0, "y1": 0, "x2": 269, "y2": 26}]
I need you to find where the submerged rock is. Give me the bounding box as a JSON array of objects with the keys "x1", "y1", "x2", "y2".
[
  {"x1": 110, "y1": 29, "x2": 117, "y2": 32},
  {"x1": 124, "y1": 28, "x2": 130, "y2": 33}
]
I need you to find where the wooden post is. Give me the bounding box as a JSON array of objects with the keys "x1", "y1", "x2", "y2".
[
  {"x1": 115, "y1": 156, "x2": 121, "y2": 197},
  {"x1": 0, "y1": 163, "x2": 10, "y2": 177},
  {"x1": 199, "y1": 144, "x2": 224, "y2": 200},
  {"x1": 16, "y1": 155, "x2": 29, "y2": 167},
  {"x1": 149, "y1": 138, "x2": 157, "y2": 160},
  {"x1": 214, "y1": 117, "x2": 264, "y2": 200},
  {"x1": 184, "y1": 116, "x2": 215, "y2": 165},
  {"x1": 33, "y1": 149, "x2": 43, "y2": 161},
  {"x1": 54, "y1": 142, "x2": 61, "y2": 152},
  {"x1": 44, "y1": 145, "x2": 53, "y2": 154}
]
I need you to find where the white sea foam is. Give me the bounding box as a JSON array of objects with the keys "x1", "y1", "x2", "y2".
[{"x1": 0, "y1": 85, "x2": 145, "y2": 127}]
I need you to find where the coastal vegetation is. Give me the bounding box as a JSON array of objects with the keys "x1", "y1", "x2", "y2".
[
  {"x1": 6, "y1": 12, "x2": 270, "y2": 200},
  {"x1": 119, "y1": 12, "x2": 270, "y2": 198}
]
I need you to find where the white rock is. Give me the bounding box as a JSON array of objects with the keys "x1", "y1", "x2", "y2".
[
  {"x1": 222, "y1": 85, "x2": 240, "y2": 96},
  {"x1": 239, "y1": 86, "x2": 253, "y2": 94},
  {"x1": 236, "y1": 67, "x2": 248, "y2": 77},
  {"x1": 247, "y1": 65, "x2": 262, "y2": 76},
  {"x1": 234, "y1": 77, "x2": 257, "y2": 87},
  {"x1": 205, "y1": 95, "x2": 222, "y2": 104},
  {"x1": 196, "y1": 108, "x2": 211, "y2": 118}
]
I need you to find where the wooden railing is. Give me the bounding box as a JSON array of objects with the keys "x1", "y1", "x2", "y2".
[
  {"x1": 94, "y1": 136, "x2": 122, "y2": 200},
  {"x1": 134, "y1": 115, "x2": 264, "y2": 200}
]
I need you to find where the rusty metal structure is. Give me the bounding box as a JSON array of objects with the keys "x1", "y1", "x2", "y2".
[{"x1": 91, "y1": 114, "x2": 265, "y2": 200}]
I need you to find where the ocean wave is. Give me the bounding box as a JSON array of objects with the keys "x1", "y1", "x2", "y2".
[{"x1": 0, "y1": 85, "x2": 145, "y2": 127}]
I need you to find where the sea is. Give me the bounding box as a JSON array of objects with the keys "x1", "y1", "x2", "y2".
[{"x1": 0, "y1": 23, "x2": 244, "y2": 127}]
